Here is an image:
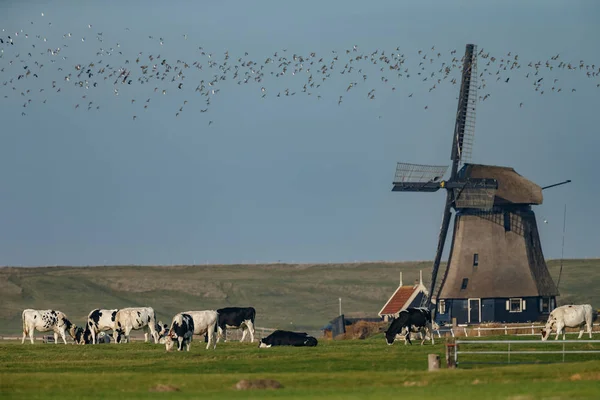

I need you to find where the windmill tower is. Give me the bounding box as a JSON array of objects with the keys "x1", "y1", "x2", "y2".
[{"x1": 392, "y1": 44, "x2": 570, "y2": 325}]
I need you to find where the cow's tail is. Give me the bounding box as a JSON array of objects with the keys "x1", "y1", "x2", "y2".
[{"x1": 250, "y1": 307, "x2": 256, "y2": 324}]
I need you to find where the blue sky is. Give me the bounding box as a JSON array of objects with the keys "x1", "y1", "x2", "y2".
[{"x1": 0, "y1": 0, "x2": 598, "y2": 266}]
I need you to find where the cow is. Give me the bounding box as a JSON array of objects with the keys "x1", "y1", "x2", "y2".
[
  {"x1": 258, "y1": 330, "x2": 318, "y2": 348},
  {"x1": 216, "y1": 307, "x2": 256, "y2": 343},
  {"x1": 541, "y1": 304, "x2": 595, "y2": 341},
  {"x1": 384, "y1": 307, "x2": 434, "y2": 345},
  {"x1": 164, "y1": 313, "x2": 195, "y2": 352},
  {"x1": 21, "y1": 309, "x2": 78, "y2": 345},
  {"x1": 113, "y1": 307, "x2": 159, "y2": 344},
  {"x1": 181, "y1": 310, "x2": 219, "y2": 350},
  {"x1": 399, "y1": 320, "x2": 440, "y2": 344},
  {"x1": 84, "y1": 308, "x2": 119, "y2": 344}
]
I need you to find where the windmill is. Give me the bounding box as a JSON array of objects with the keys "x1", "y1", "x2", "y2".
[{"x1": 392, "y1": 44, "x2": 570, "y2": 324}]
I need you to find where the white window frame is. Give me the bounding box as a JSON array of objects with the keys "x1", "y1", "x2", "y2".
[
  {"x1": 509, "y1": 297, "x2": 523, "y2": 313},
  {"x1": 438, "y1": 300, "x2": 446, "y2": 314}
]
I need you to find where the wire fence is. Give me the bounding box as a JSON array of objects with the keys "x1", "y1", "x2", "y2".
[{"x1": 454, "y1": 339, "x2": 600, "y2": 366}]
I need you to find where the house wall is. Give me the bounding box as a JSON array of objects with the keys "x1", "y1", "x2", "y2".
[{"x1": 435, "y1": 296, "x2": 556, "y2": 325}]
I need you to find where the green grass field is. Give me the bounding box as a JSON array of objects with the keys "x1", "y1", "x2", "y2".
[
  {"x1": 1, "y1": 259, "x2": 599, "y2": 335},
  {"x1": 1, "y1": 335, "x2": 600, "y2": 399}
]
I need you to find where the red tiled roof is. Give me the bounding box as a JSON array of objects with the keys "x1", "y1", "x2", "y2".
[{"x1": 380, "y1": 286, "x2": 418, "y2": 316}]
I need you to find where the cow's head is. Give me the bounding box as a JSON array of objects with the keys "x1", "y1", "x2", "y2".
[
  {"x1": 73, "y1": 327, "x2": 91, "y2": 345},
  {"x1": 164, "y1": 331, "x2": 176, "y2": 352},
  {"x1": 540, "y1": 318, "x2": 556, "y2": 341},
  {"x1": 384, "y1": 330, "x2": 396, "y2": 345},
  {"x1": 258, "y1": 339, "x2": 271, "y2": 348}
]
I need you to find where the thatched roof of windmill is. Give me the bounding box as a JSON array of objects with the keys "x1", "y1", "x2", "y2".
[{"x1": 462, "y1": 164, "x2": 543, "y2": 205}]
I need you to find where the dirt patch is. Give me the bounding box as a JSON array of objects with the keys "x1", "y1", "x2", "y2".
[
  {"x1": 403, "y1": 381, "x2": 428, "y2": 387},
  {"x1": 336, "y1": 321, "x2": 387, "y2": 340},
  {"x1": 234, "y1": 379, "x2": 283, "y2": 390},
  {"x1": 570, "y1": 372, "x2": 600, "y2": 381},
  {"x1": 505, "y1": 396, "x2": 534, "y2": 400},
  {"x1": 472, "y1": 379, "x2": 481, "y2": 385},
  {"x1": 149, "y1": 384, "x2": 180, "y2": 392}
]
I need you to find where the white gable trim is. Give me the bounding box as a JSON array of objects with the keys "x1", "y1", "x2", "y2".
[{"x1": 378, "y1": 282, "x2": 429, "y2": 318}]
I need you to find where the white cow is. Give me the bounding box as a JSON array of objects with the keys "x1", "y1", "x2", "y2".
[
  {"x1": 541, "y1": 304, "x2": 594, "y2": 341},
  {"x1": 21, "y1": 309, "x2": 78, "y2": 345},
  {"x1": 182, "y1": 310, "x2": 219, "y2": 350},
  {"x1": 113, "y1": 307, "x2": 159, "y2": 343},
  {"x1": 86, "y1": 308, "x2": 119, "y2": 344}
]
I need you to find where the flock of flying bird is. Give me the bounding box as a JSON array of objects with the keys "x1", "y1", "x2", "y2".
[{"x1": 1, "y1": 13, "x2": 599, "y2": 125}]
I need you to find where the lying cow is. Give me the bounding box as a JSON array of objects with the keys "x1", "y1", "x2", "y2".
[
  {"x1": 385, "y1": 307, "x2": 434, "y2": 345},
  {"x1": 181, "y1": 310, "x2": 218, "y2": 350},
  {"x1": 113, "y1": 307, "x2": 159, "y2": 343},
  {"x1": 21, "y1": 309, "x2": 78, "y2": 345},
  {"x1": 258, "y1": 330, "x2": 318, "y2": 348},
  {"x1": 84, "y1": 308, "x2": 119, "y2": 344},
  {"x1": 216, "y1": 307, "x2": 256, "y2": 343},
  {"x1": 164, "y1": 313, "x2": 194, "y2": 352},
  {"x1": 541, "y1": 304, "x2": 595, "y2": 341}
]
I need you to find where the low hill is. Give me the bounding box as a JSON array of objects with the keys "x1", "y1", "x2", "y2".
[{"x1": 1, "y1": 259, "x2": 598, "y2": 335}]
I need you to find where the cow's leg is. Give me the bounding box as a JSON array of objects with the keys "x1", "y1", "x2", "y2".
[
  {"x1": 21, "y1": 326, "x2": 27, "y2": 344},
  {"x1": 53, "y1": 332, "x2": 58, "y2": 344},
  {"x1": 246, "y1": 320, "x2": 255, "y2": 343},
  {"x1": 29, "y1": 327, "x2": 35, "y2": 344},
  {"x1": 578, "y1": 324, "x2": 584, "y2": 339},
  {"x1": 148, "y1": 323, "x2": 159, "y2": 344},
  {"x1": 60, "y1": 330, "x2": 68, "y2": 345},
  {"x1": 177, "y1": 337, "x2": 183, "y2": 351},
  {"x1": 186, "y1": 339, "x2": 191, "y2": 352},
  {"x1": 92, "y1": 330, "x2": 97, "y2": 345}
]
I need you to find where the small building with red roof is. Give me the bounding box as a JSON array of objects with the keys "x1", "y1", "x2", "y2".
[{"x1": 378, "y1": 271, "x2": 429, "y2": 321}]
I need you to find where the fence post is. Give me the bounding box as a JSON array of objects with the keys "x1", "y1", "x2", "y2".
[
  {"x1": 508, "y1": 342, "x2": 511, "y2": 364},
  {"x1": 504, "y1": 325, "x2": 508, "y2": 335},
  {"x1": 446, "y1": 342, "x2": 457, "y2": 369},
  {"x1": 562, "y1": 342, "x2": 565, "y2": 363},
  {"x1": 428, "y1": 354, "x2": 441, "y2": 371},
  {"x1": 464, "y1": 328, "x2": 468, "y2": 337},
  {"x1": 477, "y1": 327, "x2": 481, "y2": 337},
  {"x1": 450, "y1": 329, "x2": 455, "y2": 338}
]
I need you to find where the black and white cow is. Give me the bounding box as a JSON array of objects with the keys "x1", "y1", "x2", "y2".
[
  {"x1": 216, "y1": 307, "x2": 256, "y2": 343},
  {"x1": 21, "y1": 309, "x2": 78, "y2": 345},
  {"x1": 384, "y1": 307, "x2": 434, "y2": 345},
  {"x1": 84, "y1": 308, "x2": 119, "y2": 344},
  {"x1": 181, "y1": 310, "x2": 219, "y2": 349},
  {"x1": 113, "y1": 307, "x2": 159, "y2": 343},
  {"x1": 258, "y1": 330, "x2": 318, "y2": 348},
  {"x1": 164, "y1": 313, "x2": 195, "y2": 352}
]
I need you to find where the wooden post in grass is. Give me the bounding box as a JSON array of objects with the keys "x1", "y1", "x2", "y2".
[
  {"x1": 428, "y1": 354, "x2": 440, "y2": 371},
  {"x1": 446, "y1": 341, "x2": 457, "y2": 369}
]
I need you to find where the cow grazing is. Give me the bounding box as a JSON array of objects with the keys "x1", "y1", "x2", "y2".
[
  {"x1": 258, "y1": 330, "x2": 318, "y2": 348},
  {"x1": 21, "y1": 309, "x2": 78, "y2": 345},
  {"x1": 384, "y1": 307, "x2": 434, "y2": 345},
  {"x1": 164, "y1": 313, "x2": 195, "y2": 352},
  {"x1": 113, "y1": 307, "x2": 159, "y2": 344},
  {"x1": 541, "y1": 304, "x2": 595, "y2": 341},
  {"x1": 84, "y1": 308, "x2": 119, "y2": 344},
  {"x1": 181, "y1": 310, "x2": 219, "y2": 350},
  {"x1": 216, "y1": 307, "x2": 256, "y2": 343}
]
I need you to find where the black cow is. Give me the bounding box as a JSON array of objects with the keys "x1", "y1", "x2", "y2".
[
  {"x1": 216, "y1": 307, "x2": 256, "y2": 343},
  {"x1": 258, "y1": 330, "x2": 318, "y2": 348},
  {"x1": 384, "y1": 307, "x2": 434, "y2": 345}
]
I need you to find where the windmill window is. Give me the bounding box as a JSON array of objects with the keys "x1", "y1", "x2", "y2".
[
  {"x1": 438, "y1": 300, "x2": 446, "y2": 314},
  {"x1": 460, "y1": 278, "x2": 469, "y2": 290},
  {"x1": 509, "y1": 298, "x2": 523, "y2": 313},
  {"x1": 473, "y1": 253, "x2": 479, "y2": 267},
  {"x1": 540, "y1": 297, "x2": 551, "y2": 313}
]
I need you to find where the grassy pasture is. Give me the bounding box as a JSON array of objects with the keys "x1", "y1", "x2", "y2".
[
  {"x1": 1, "y1": 258, "x2": 599, "y2": 335},
  {"x1": 1, "y1": 336, "x2": 600, "y2": 399}
]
